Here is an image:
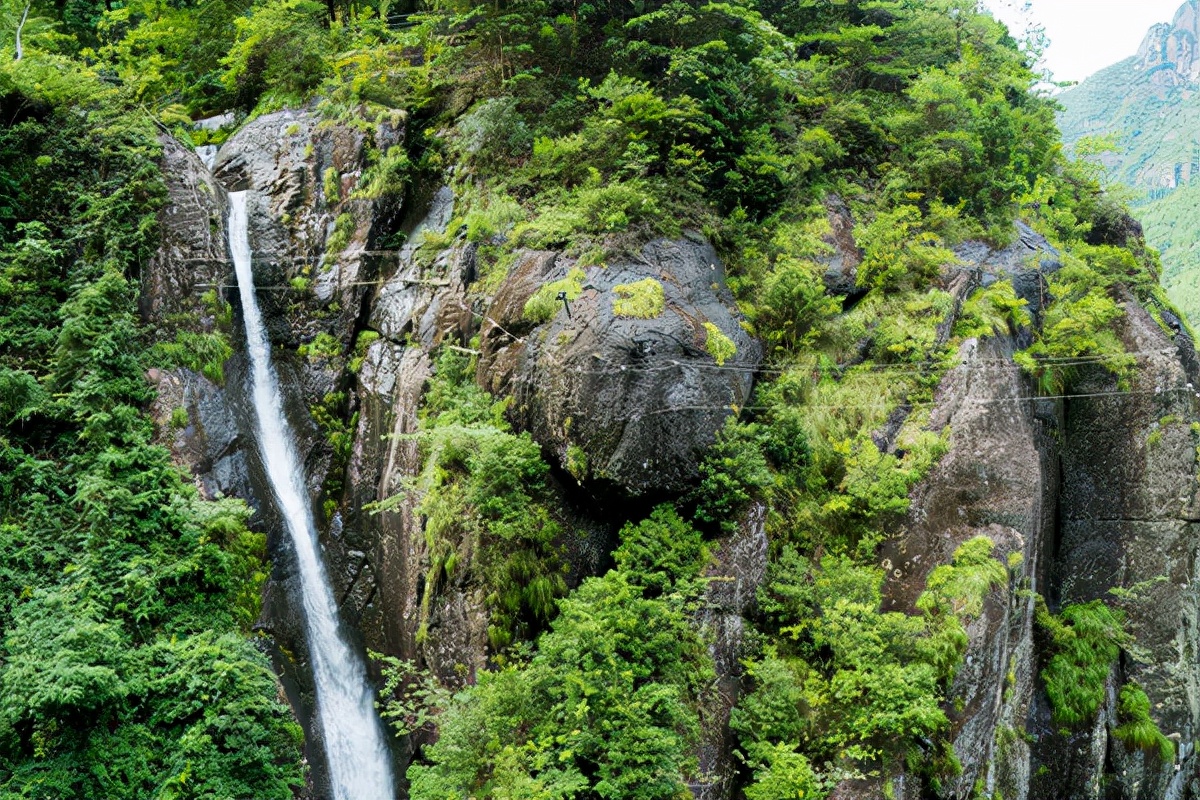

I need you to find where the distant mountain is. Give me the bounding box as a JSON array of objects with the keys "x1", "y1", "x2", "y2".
[{"x1": 1058, "y1": 0, "x2": 1200, "y2": 323}]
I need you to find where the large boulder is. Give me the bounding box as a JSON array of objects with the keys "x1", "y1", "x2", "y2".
[{"x1": 477, "y1": 235, "x2": 762, "y2": 495}]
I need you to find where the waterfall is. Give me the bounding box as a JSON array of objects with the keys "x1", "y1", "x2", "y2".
[{"x1": 228, "y1": 191, "x2": 395, "y2": 800}]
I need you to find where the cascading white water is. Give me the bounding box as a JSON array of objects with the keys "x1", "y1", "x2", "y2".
[{"x1": 228, "y1": 191, "x2": 395, "y2": 800}]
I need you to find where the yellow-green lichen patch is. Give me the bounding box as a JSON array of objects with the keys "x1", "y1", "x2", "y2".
[
  {"x1": 703, "y1": 321, "x2": 737, "y2": 366},
  {"x1": 612, "y1": 278, "x2": 664, "y2": 319}
]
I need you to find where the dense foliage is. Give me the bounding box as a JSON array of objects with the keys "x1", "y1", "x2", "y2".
[
  {"x1": 0, "y1": 58, "x2": 302, "y2": 799},
  {"x1": 407, "y1": 507, "x2": 711, "y2": 800}
]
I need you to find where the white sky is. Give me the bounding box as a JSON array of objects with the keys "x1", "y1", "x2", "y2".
[{"x1": 985, "y1": 0, "x2": 1189, "y2": 84}]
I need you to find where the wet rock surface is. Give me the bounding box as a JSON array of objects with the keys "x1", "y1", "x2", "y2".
[{"x1": 142, "y1": 133, "x2": 229, "y2": 334}]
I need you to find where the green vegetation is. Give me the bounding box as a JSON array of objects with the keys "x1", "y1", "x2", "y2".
[
  {"x1": 323, "y1": 166, "x2": 341, "y2": 205},
  {"x1": 523, "y1": 268, "x2": 586, "y2": 324},
  {"x1": 152, "y1": 330, "x2": 234, "y2": 383},
  {"x1": 703, "y1": 322, "x2": 737, "y2": 366},
  {"x1": 381, "y1": 349, "x2": 568, "y2": 650},
  {"x1": 0, "y1": 59, "x2": 302, "y2": 796},
  {"x1": 612, "y1": 278, "x2": 665, "y2": 319},
  {"x1": 324, "y1": 212, "x2": 356, "y2": 258},
  {"x1": 954, "y1": 280, "x2": 1032, "y2": 339},
  {"x1": 690, "y1": 419, "x2": 772, "y2": 532},
  {"x1": 298, "y1": 331, "x2": 342, "y2": 361},
  {"x1": 1113, "y1": 683, "x2": 1174, "y2": 762},
  {"x1": 348, "y1": 329, "x2": 380, "y2": 373},
  {"x1": 735, "y1": 537, "x2": 1006, "y2": 790},
  {"x1": 407, "y1": 509, "x2": 712, "y2": 800},
  {"x1": 0, "y1": 0, "x2": 1178, "y2": 793},
  {"x1": 565, "y1": 443, "x2": 588, "y2": 483},
  {"x1": 1058, "y1": 55, "x2": 1200, "y2": 324},
  {"x1": 1036, "y1": 598, "x2": 1126, "y2": 727}
]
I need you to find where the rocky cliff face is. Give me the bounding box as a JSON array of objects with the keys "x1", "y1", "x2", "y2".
[
  {"x1": 1139, "y1": 1, "x2": 1200, "y2": 83},
  {"x1": 144, "y1": 112, "x2": 1200, "y2": 799}
]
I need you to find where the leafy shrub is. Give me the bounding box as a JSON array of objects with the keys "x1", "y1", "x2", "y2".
[
  {"x1": 454, "y1": 97, "x2": 533, "y2": 176},
  {"x1": 152, "y1": 330, "x2": 233, "y2": 383},
  {"x1": 612, "y1": 278, "x2": 664, "y2": 319},
  {"x1": 356, "y1": 145, "x2": 412, "y2": 202},
  {"x1": 739, "y1": 536, "x2": 1005, "y2": 785},
  {"x1": 324, "y1": 212, "x2": 357, "y2": 257},
  {"x1": 757, "y1": 256, "x2": 839, "y2": 350},
  {"x1": 753, "y1": 550, "x2": 950, "y2": 762},
  {"x1": 1015, "y1": 286, "x2": 1133, "y2": 394},
  {"x1": 375, "y1": 654, "x2": 448, "y2": 740},
  {"x1": 463, "y1": 190, "x2": 525, "y2": 244},
  {"x1": 0, "y1": 368, "x2": 47, "y2": 425},
  {"x1": 348, "y1": 329, "x2": 380, "y2": 373},
  {"x1": 691, "y1": 419, "x2": 771, "y2": 532},
  {"x1": 614, "y1": 505, "x2": 707, "y2": 596},
  {"x1": 408, "y1": 570, "x2": 710, "y2": 800},
  {"x1": 298, "y1": 331, "x2": 342, "y2": 360},
  {"x1": 729, "y1": 653, "x2": 810, "y2": 747},
  {"x1": 323, "y1": 166, "x2": 341, "y2": 205},
  {"x1": 856, "y1": 205, "x2": 958, "y2": 292},
  {"x1": 381, "y1": 349, "x2": 567, "y2": 648},
  {"x1": 954, "y1": 280, "x2": 1032, "y2": 339},
  {"x1": 743, "y1": 742, "x2": 820, "y2": 800},
  {"x1": 1036, "y1": 598, "x2": 1126, "y2": 727},
  {"x1": 565, "y1": 443, "x2": 588, "y2": 483},
  {"x1": 516, "y1": 178, "x2": 668, "y2": 249},
  {"x1": 915, "y1": 536, "x2": 1008, "y2": 678},
  {"x1": 221, "y1": 0, "x2": 330, "y2": 111}
]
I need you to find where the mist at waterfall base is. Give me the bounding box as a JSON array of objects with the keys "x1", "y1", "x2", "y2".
[{"x1": 228, "y1": 191, "x2": 395, "y2": 799}]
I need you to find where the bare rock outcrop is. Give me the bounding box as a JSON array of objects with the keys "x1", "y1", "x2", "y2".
[
  {"x1": 1139, "y1": 1, "x2": 1200, "y2": 82},
  {"x1": 873, "y1": 242, "x2": 1200, "y2": 799}
]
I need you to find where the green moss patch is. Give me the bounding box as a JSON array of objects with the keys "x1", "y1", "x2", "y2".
[
  {"x1": 523, "y1": 267, "x2": 586, "y2": 323},
  {"x1": 612, "y1": 278, "x2": 665, "y2": 319},
  {"x1": 1113, "y1": 683, "x2": 1174, "y2": 762},
  {"x1": 1036, "y1": 598, "x2": 1126, "y2": 726}
]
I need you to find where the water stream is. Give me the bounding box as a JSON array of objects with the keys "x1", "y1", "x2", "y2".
[{"x1": 228, "y1": 191, "x2": 395, "y2": 800}]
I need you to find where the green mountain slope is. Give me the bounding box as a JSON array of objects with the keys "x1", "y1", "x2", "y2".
[{"x1": 1058, "y1": 4, "x2": 1200, "y2": 323}]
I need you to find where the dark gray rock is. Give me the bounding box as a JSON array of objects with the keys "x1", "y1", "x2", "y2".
[
  {"x1": 956, "y1": 221, "x2": 1061, "y2": 324},
  {"x1": 693, "y1": 502, "x2": 769, "y2": 800},
  {"x1": 477, "y1": 236, "x2": 762, "y2": 495},
  {"x1": 371, "y1": 185, "x2": 473, "y2": 348},
  {"x1": 141, "y1": 133, "x2": 228, "y2": 336},
  {"x1": 879, "y1": 334, "x2": 1055, "y2": 800},
  {"x1": 820, "y1": 194, "x2": 864, "y2": 296},
  {"x1": 1033, "y1": 295, "x2": 1200, "y2": 800}
]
